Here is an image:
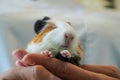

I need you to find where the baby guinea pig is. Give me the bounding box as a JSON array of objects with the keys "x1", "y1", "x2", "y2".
[{"x1": 26, "y1": 17, "x2": 83, "y2": 66}]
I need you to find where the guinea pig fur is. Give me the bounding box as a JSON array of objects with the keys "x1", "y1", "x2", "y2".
[{"x1": 26, "y1": 17, "x2": 83, "y2": 66}]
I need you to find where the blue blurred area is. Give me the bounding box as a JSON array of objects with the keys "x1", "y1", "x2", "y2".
[
  {"x1": 0, "y1": 27, "x2": 11, "y2": 73},
  {"x1": 0, "y1": 19, "x2": 34, "y2": 73}
]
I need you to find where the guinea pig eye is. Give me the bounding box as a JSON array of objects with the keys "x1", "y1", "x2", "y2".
[{"x1": 34, "y1": 20, "x2": 47, "y2": 34}]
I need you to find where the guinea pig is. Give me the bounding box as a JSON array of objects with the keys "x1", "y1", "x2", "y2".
[{"x1": 26, "y1": 16, "x2": 83, "y2": 66}]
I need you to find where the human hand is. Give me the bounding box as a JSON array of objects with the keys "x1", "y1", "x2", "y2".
[
  {"x1": 0, "y1": 65, "x2": 61, "y2": 80},
  {"x1": 13, "y1": 49, "x2": 120, "y2": 80},
  {"x1": 0, "y1": 49, "x2": 61, "y2": 80}
]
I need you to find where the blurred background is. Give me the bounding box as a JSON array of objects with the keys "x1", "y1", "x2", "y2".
[{"x1": 0, "y1": 0, "x2": 120, "y2": 73}]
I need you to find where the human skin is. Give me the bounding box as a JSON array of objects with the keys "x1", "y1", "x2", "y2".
[
  {"x1": 0, "y1": 65, "x2": 61, "y2": 80},
  {"x1": 1, "y1": 49, "x2": 120, "y2": 80}
]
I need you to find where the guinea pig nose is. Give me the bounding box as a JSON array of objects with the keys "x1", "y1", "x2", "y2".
[{"x1": 64, "y1": 33, "x2": 74, "y2": 48}]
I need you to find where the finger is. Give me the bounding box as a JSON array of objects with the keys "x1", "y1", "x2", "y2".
[
  {"x1": 32, "y1": 65, "x2": 61, "y2": 80},
  {"x1": 12, "y1": 48, "x2": 28, "y2": 60},
  {"x1": 16, "y1": 60, "x2": 35, "y2": 67},
  {"x1": 16, "y1": 60, "x2": 26, "y2": 67},
  {"x1": 0, "y1": 66, "x2": 61, "y2": 80},
  {"x1": 22, "y1": 54, "x2": 118, "y2": 80},
  {"x1": 80, "y1": 64, "x2": 120, "y2": 79}
]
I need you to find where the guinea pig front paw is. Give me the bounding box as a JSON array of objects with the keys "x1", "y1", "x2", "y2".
[
  {"x1": 60, "y1": 50, "x2": 71, "y2": 58},
  {"x1": 41, "y1": 50, "x2": 53, "y2": 57}
]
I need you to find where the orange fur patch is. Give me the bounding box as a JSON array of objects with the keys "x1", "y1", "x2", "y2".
[
  {"x1": 76, "y1": 45, "x2": 83, "y2": 57},
  {"x1": 32, "y1": 23, "x2": 54, "y2": 43}
]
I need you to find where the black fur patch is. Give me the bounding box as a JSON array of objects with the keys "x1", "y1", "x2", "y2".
[
  {"x1": 34, "y1": 16, "x2": 50, "y2": 34},
  {"x1": 55, "y1": 52, "x2": 80, "y2": 66}
]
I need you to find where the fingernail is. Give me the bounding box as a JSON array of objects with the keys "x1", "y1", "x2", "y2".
[
  {"x1": 16, "y1": 60, "x2": 26, "y2": 67},
  {"x1": 12, "y1": 49, "x2": 27, "y2": 60},
  {"x1": 16, "y1": 52, "x2": 23, "y2": 60}
]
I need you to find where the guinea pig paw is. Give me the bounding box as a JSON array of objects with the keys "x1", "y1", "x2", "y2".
[
  {"x1": 42, "y1": 50, "x2": 53, "y2": 57},
  {"x1": 60, "y1": 50, "x2": 71, "y2": 58}
]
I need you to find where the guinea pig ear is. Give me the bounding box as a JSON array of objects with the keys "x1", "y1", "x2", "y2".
[
  {"x1": 34, "y1": 17, "x2": 50, "y2": 34},
  {"x1": 34, "y1": 20, "x2": 47, "y2": 34},
  {"x1": 42, "y1": 16, "x2": 50, "y2": 21}
]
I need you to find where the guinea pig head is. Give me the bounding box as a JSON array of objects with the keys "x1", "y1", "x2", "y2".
[{"x1": 27, "y1": 17, "x2": 82, "y2": 59}]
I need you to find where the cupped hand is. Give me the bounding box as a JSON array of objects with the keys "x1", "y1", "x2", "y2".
[{"x1": 13, "y1": 49, "x2": 120, "y2": 80}]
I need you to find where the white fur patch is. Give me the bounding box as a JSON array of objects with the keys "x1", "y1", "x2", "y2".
[{"x1": 26, "y1": 19, "x2": 79, "y2": 57}]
